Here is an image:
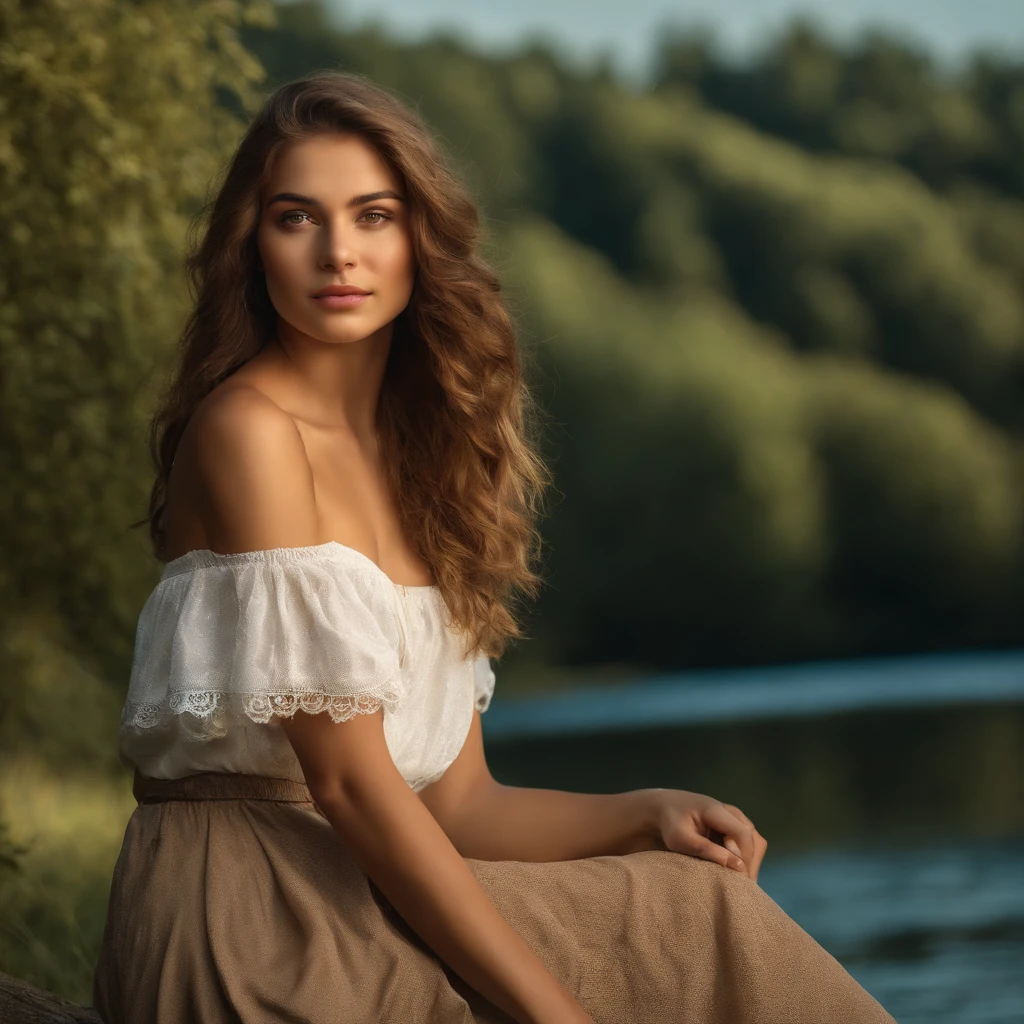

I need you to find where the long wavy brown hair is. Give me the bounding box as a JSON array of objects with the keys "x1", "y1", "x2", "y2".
[{"x1": 135, "y1": 70, "x2": 554, "y2": 661}]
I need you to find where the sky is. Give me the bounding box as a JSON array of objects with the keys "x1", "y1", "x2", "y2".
[{"x1": 317, "y1": 0, "x2": 1024, "y2": 81}]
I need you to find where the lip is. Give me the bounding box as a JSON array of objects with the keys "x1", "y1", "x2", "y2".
[
  {"x1": 311, "y1": 285, "x2": 371, "y2": 297},
  {"x1": 312, "y1": 293, "x2": 370, "y2": 309}
]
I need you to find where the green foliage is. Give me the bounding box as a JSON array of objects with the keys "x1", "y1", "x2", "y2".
[
  {"x1": 0, "y1": 817, "x2": 27, "y2": 875},
  {"x1": 0, "y1": 0, "x2": 273, "y2": 691},
  {"x1": 577, "y1": 85, "x2": 1024, "y2": 433},
  {"x1": 499, "y1": 217, "x2": 827, "y2": 665},
  {"x1": 805, "y1": 357, "x2": 1023, "y2": 646},
  {"x1": 653, "y1": 19, "x2": 1024, "y2": 198},
  {"x1": 0, "y1": 762, "x2": 136, "y2": 1003},
  {"x1": 0, "y1": 610, "x2": 125, "y2": 772}
]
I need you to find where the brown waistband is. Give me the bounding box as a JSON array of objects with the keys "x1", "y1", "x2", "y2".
[{"x1": 133, "y1": 768, "x2": 317, "y2": 805}]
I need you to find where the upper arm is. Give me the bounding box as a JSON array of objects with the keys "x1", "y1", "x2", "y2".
[
  {"x1": 187, "y1": 387, "x2": 402, "y2": 802},
  {"x1": 280, "y1": 702, "x2": 410, "y2": 810},
  {"x1": 417, "y1": 710, "x2": 498, "y2": 831},
  {"x1": 190, "y1": 386, "x2": 320, "y2": 552}
]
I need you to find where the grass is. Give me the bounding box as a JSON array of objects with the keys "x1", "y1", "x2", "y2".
[{"x1": 0, "y1": 756, "x2": 136, "y2": 1006}]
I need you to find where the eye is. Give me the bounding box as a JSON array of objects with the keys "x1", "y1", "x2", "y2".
[
  {"x1": 278, "y1": 210, "x2": 311, "y2": 227},
  {"x1": 361, "y1": 209, "x2": 393, "y2": 225}
]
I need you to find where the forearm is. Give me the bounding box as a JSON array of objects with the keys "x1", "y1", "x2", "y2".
[
  {"x1": 318, "y1": 775, "x2": 591, "y2": 1024},
  {"x1": 446, "y1": 782, "x2": 668, "y2": 862}
]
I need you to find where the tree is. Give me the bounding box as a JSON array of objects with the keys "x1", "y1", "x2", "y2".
[{"x1": 0, "y1": 0, "x2": 273, "y2": 750}]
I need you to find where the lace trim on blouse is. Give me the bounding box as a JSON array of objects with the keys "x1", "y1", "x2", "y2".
[
  {"x1": 122, "y1": 685, "x2": 407, "y2": 732},
  {"x1": 120, "y1": 544, "x2": 410, "y2": 741}
]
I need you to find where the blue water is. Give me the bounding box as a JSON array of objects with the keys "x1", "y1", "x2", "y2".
[
  {"x1": 482, "y1": 650, "x2": 1024, "y2": 1023},
  {"x1": 482, "y1": 649, "x2": 1024, "y2": 739},
  {"x1": 760, "y1": 835, "x2": 1024, "y2": 1024}
]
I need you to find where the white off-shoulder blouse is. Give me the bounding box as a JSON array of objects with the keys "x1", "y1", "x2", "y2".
[{"x1": 118, "y1": 541, "x2": 496, "y2": 792}]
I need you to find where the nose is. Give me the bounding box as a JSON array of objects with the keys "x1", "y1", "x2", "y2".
[{"x1": 317, "y1": 221, "x2": 356, "y2": 272}]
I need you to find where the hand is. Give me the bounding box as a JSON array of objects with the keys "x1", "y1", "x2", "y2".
[{"x1": 649, "y1": 789, "x2": 767, "y2": 883}]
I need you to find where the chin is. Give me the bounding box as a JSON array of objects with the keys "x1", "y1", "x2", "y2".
[{"x1": 320, "y1": 322, "x2": 392, "y2": 346}]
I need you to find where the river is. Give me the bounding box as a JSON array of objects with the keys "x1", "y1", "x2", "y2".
[{"x1": 481, "y1": 649, "x2": 1024, "y2": 1023}]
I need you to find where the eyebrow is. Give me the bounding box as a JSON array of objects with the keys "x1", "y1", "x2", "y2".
[{"x1": 265, "y1": 189, "x2": 405, "y2": 209}]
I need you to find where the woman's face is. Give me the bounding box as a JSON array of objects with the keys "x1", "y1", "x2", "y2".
[{"x1": 256, "y1": 133, "x2": 415, "y2": 348}]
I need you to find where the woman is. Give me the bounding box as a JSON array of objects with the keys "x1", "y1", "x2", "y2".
[{"x1": 92, "y1": 70, "x2": 897, "y2": 1024}]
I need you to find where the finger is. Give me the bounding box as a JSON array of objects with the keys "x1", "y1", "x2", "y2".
[
  {"x1": 688, "y1": 834, "x2": 746, "y2": 874},
  {"x1": 731, "y1": 827, "x2": 767, "y2": 882},
  {"x1": 721, "y1": 804, "x2": 754, "y2": 829},
  {"x1": 721, "y1": 804, "x2": 767, "y2": 878},
  {"x1": 752, "y1": 830, "x2": 768, "y2": 881},
  {"x1": 703, "y1": 804, "x2": 757, "y2": 869},
  {"x1": 718, "y1": 836, "x2": 757, "y2": 881}
]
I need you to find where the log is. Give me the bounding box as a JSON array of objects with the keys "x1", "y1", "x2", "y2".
[{"x1": 0, "y1": 970, "x2": 101, "y2": 1023}]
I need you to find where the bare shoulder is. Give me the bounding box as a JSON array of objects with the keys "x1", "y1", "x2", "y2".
[
  {"x1": 190, "y1": 384, "x2": 304, "y2": 472},
  {"x1": 186, "y1": 384, "x2": 320, "y2": 553}
]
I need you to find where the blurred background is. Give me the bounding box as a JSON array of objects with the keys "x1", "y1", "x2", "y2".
[{"x1": 0, "y1": 0, "x2": 1022, "y2": 1020}]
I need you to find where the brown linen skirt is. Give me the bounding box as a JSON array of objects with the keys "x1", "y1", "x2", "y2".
[{"x1": 92, "y1": 770, "x2": 897, "y2": 1024}]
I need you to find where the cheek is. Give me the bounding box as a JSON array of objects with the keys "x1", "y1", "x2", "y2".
[
  {"x1": 260, "y1": 239, "x2": 310, "y2": 310},
  {"x1": 260, "y1": 235, "x2": 304, "y2": 282},
  {"x1": 381, "y1": 234, "x2": 416, "y2": 291}
]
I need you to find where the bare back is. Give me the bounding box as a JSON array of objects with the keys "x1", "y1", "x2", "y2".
[{"x1": 160, "y1": 354, "x2": 435, "y2": 588}]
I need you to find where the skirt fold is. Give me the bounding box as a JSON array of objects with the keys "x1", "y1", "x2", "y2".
[{"x1": 92, "y1": 771, "x2": 896, "y2": 1024}]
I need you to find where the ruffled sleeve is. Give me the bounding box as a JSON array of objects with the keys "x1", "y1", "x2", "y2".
[
  {"x1": 473, "y1": 651, "x2": 496, "y2": 714},
  {"x1": 121, "y1": 544, "x2": 406, "y2": 741}
]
